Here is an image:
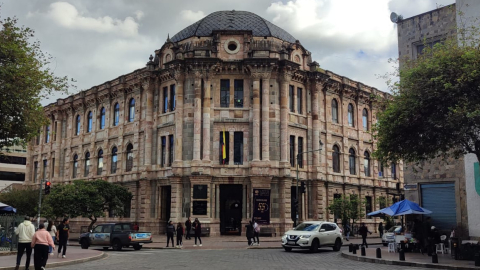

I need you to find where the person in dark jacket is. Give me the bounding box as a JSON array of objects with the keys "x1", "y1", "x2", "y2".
[
  {"x1": 378, "y1": 222, "x2": 384, "y2": 238},
  {"x1": 358, "y1": 223, "x2": 372, "y2": 248},
  {"x1": 246, "y1": 221, "x2": 254, "y2": 246},
  {"x1": 166, "y1": 221, "x2": 175, "y2": 248},
  {"x1": 176, "y1": 222, "x2": 184, "y2": 248},
  {"x1": 193, "y1": 218, "x2": 202, "y2": 246},
  {"x1": 185, "y1": 217, "x2": 192, "y2": 240}
]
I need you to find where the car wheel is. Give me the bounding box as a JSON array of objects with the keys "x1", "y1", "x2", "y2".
[
  {"x1": 333, "y1": 238, "x2": 342, "y2": 251},
  {"x1": 133, "y1": 244, "x2": 142, "y2": 250},
  {"x1": 284, "y1": 247, "x2": 292, "y2": 252},
  {"x1": 103, "y1": 247, "x2": 109, "y2": 250},
  {"x1": 80, "y1": 239, "x2": 89, "y2": 249},
  {"x1": 112, "y1": 239, "x2": 123, "y2": 251},
  {"x1": 310, "y1": 239, "x2": 319, "y2": 253}
]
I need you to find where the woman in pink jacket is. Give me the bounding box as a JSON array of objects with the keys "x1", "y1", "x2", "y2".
[{"x1": 31, "y1": 223, "x2": 55, "y2": 270}]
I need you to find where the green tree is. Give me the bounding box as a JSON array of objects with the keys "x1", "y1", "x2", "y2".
[
  {"x1": 374, "y1": 26, "x2": 480, "y2": 164},
  {"x1": 0, "y1": 186, "x2": 40, "y2": 217},
  {"x1": 0, "y1": 15, "x2": 73, "y2": 150},
  {"x1": 327, "y1": 194, "x2": 366, "y2": 235},
  {"x1": 45, "y1": 180, "x2": 133, "y2": 230}
]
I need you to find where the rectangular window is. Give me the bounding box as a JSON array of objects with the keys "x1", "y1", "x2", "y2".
[
  {"x1": 289, "y1": 85, "x2": 294, "y2": 112},
  {"x1": 298, "y1": 137, "x2": 303, "y2": 168},
  {"x1": 161, "y1": 136, "x2": 166, "y2": 167},
  {"x1": 379, "y1": 196, "x2": 386, "y2": 209},
  {"x1": 42, "y1": 159, "x2": 47, "y2": 180},
  {"x1": 170, "y1": 84, "x2": 176, "y2": 111},
  {"x1": 54, "y1": 122, "x2": 57, "y2": 141},
  {"x1": 168, "y1": 135, "x2": 174, "y2": 166},
  {"x1": 233, "y1": 132, "x2": 243, "y2": 165},
  {"x1": 51, "y1": 158, "x2": 55, "y2": 178},
  {"x1": 163, "y1": 87, "x2": 168, "y2": 113},
  {"x1": 193, "y1": 185, "x2": 208, "y2": 199},
  {"x1": 290, "y1": 135, "x2": 295, "y2": 167},
  {"x1": 379, "y1": 162, "x2": 384, "y2": 177},
  {"x1": 219, "y1": 131, "x2": 229, "y2": 164},
  {"x1": 33, "y1": 161, "x2": 38, "y2": 182},
  {"x1": 234, "y1": 79, "x2": 244, "y2": 108},
  {"x1": 391, "y1": 163, "x2": 397, "y2": 180},
  {"x1": 365, "y1": 196, "x2": 372, "y2": 218},
  {"x1": 297, "y1": 87, "x2": 302, "y2": 114},
  {"x1": 220, "y1": 79, "x2": 230, "y2": 107},
  {"x1": 45, "y1": 126, "x2": 50, "y2": 143}
]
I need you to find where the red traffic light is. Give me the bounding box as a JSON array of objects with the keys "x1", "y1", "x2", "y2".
[{"x1": 46, "y1": 181, "x2": 51, "y2": 186}]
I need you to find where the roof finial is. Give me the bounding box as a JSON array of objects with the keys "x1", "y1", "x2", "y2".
[{"x1": 167, "y1": 33, "x2": 171, "y2": 43}]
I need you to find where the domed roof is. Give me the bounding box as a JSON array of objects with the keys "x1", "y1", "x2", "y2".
[{"x1": 170, "y1": 10, "x2": 296, "y2": 43}]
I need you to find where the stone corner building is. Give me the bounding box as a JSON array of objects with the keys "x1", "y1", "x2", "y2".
[{"x1": 26, "y1": 10, "x2": 403, "y2": 235}]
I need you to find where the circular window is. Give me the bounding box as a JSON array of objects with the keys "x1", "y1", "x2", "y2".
[{"x1": 224, "y1": 38, "x2": 241, "y2": 54}]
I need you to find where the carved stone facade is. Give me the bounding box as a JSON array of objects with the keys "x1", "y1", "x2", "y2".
[{"x1": 26, "y1": 11, "x2": 403, "y2": 235}]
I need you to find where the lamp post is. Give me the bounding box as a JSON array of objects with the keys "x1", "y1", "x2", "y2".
[{"x1": 295, "y1": 140, "x2": 323, "y2": 227}]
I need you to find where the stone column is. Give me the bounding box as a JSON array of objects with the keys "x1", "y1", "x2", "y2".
[
  {"x1": 261, "y1": 74, "x2": 270, "y2": 161},
  {"x1": 144, "y1": 77, "x2": 154, "y2": 166},
  {"x1": 280, "y1": 71, "x2": 292, "y2": 163},
  {"x1": 173, "y1": 72, "x2": 184, "y2": 165},
  {"x1": 252, "y1": 74, "x2": 261, "y2": 161},
  {"x1": 311, "y1": 81, "x2": 320, "y2": 168},
  {"x1": 202, "y1": 74, "x2": 212, "y2": 161},
  {"x1": 193, "y1": 71, "x2": 202, "y2": 162},
  {"x1": 170, "y1": 177, "x2": 183, "y2": 222}
]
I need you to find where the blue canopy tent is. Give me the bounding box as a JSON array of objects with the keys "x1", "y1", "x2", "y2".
[
  {"x1": 0, "y1": 202, "x2": 17, "y2": 214},
  {"x1": 367, "y1": 199, "x2": 432, "y2": 217}
]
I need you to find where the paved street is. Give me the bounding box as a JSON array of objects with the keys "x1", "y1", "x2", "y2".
[{"x1": 59, "y1": 246, "x2": 431, "y2": 270}]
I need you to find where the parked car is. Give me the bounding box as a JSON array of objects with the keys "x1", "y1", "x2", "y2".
[
  {"x1": 382, "y1": 225, "x2": 402, "y2": 246},
  {"x1": 281, "y1": 221, "x2": 343, "y2": 252},
  {"x1": 79, "y1": 223, "x2": 152, "y2": 251}
]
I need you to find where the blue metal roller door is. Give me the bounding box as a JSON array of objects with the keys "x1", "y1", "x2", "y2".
[{"x1": 421, "y1": 183, "x2": 456, "y2": 230}]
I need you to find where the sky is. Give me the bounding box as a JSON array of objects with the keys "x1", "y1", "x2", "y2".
[{"x1": 1, "y1": 0, "x2": 455, "y2": 105}]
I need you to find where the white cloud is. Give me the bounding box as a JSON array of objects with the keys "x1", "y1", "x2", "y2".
[
  {"x1": 135, "y1": 10, "x2": 144, "y2": 21},
  {"x1": 47, "y1": 2, "x2": 140, "y2": 37},
  {"x1": 180, "y1": 10, "x2": 206, "y2": 24}
]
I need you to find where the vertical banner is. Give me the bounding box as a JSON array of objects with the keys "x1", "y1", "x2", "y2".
[{"x1": 253, "y1": 189, "x2": 270, "y2": 224}]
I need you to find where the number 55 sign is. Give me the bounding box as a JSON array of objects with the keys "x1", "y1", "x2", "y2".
[{"x1": 253, "y1": 189, "x2": 270, "y2": 225}]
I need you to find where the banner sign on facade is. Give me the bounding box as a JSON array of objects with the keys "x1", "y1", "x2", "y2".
[{"x1": 253, "y1": 189, "x2": 270, "y2": 225}]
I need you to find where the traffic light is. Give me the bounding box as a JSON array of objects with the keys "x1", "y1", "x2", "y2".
[
  {"x1": 44, "y1": 181, "x2": 51, "y2": 195},
  {"x1": 300, "y1": 181, "x2": 306, "y2": 193}
]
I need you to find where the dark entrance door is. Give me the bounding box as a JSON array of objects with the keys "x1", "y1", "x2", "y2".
[
  {"x1": 220, "y1": 184, "x2": 243, "y2": 235},
  {"x1": 161, "y1": 186, "x2": 171, "y2": 226}
]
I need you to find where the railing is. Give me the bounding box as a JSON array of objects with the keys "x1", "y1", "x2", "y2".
[{"x1": 0, "y1": 215, "x2": 23, "y2": 251}]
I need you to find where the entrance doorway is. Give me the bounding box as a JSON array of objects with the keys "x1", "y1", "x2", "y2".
[
  {"x1": 220, "y1": 184, "x2": 243, "y2": 235},
  {"x1": 161, "y1": 186, "x2": 171, "y2": 224}
]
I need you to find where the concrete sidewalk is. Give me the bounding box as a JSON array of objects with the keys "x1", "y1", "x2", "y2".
[
  {"x1": 0, "y1": 247, "x2": 106, "y2": 270},
  {"x1": 343, "y1": 245, "x2": 479, "y2": 270}
]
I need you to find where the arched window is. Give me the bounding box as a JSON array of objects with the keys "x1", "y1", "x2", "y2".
[
  {"x1": 348, "y1": 103, "x2": 354, "y2": 127},
  {"x1": 126, "y1": 144, "x2": 133, "y2": 172},
  {"x1": 332, "y1": 145, "x2": 340, "y2": 173},
  {"x1": 97, "y1": 149, "x2": 103, "y2": 175},
  {"x1": 128, "y1": 98, "x2": 135, "y2": 122},
  {"x1": 73, "y1": 154, "x2": 78, "y2": 178},
  {"x1": 364, "y1": 151, "x2": 371, "y2": 177},
  {"x1": 87, "y1": 111, "x2": 93, "y2": 132},
  {"x1": 349, "y1": 148, "x2": 356, "y2": 175},
  {"x1": 362, "y1": 108, "x2": 368, "y2": 131},
  {"x1": 111, "y1": 147, "x2": 118, "y2": 174},
  {"x1": 113, "y1": 103, "x2": 120, "y2": 126},
  {"x1": 100, "y1": 107, "x2": 106, "y2": 129},
  {"x1": 75, "y1": 115, "x2": 81, "y2": 135},
  {"x1": 332, "y1": 99, "x2": 338, "y2": 123},
  {"x1": 84, "y1": 152, "x2": 90, "y2": 177}
]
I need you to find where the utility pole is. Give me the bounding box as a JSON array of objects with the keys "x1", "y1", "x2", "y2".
[{"x1": 37, "y1": 178, "x2": 45, "y2": 229}]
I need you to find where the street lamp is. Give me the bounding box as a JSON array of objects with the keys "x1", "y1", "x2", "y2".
[{"x1": 295, "y1": 140, "x2": 323, "y2": 227}]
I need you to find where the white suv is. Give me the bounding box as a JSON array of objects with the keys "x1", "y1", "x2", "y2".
[{"x1": 281, "y1": 221, "x2": 343, "y2": 252}]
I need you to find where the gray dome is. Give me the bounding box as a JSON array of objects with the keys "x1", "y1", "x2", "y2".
[{"x1": 170, "y1": 10, "x2": 296, "y2": 43}]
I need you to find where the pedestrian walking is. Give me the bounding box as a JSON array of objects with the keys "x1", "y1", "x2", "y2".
[
  {"x1": 252, "y1": 220, "x2": 260, "y2": 245},
  {"x1": 193, "y1": 218, "x2": 202, "y2": 247},
  {"x1": 31, "y1": 223, "x2": 55, "y2": 270},
  {"x1": 344, "y1": 223, "x2": 351, "y2": 241},
  {"x1": 246, "y1": 221, "x2": 254, "y2": 246},
  {"x1": 56, "y1": 218, "x2": 70, "y2": 258},
  {"x1": 358, "y1": 223, "x2": 372, "y2": 248},
  {"x1": 46, "y1": 220, "x2": 57, "y2": 255},
  {"x1": 166, "y1": 221, "x2": 175, "y2": 248},
  {"x1": 185, "y1": 217, "x2": 192, "y2": 240},
  {"x1": 176, "y1": 222, "x2": 184, "y2": 248},
  {"x1": 378, "y1": 222, "x2": 384, "y2": 238},
  {"x1": 14, "y1": 216, "x2": 35, "y2": 270}
]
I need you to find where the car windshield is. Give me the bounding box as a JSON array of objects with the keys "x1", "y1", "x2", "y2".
[
  {"x1": 295, "y1": 223, "x2": 320, "y2": 231},
  {"x1": 387, "y1": 226, "x2": 400, "y2": 233}
]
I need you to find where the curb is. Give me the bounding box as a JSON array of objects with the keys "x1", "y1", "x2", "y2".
[
  {"x1": 0, "y1": 252, "x2": 16, "y2": 257},
  {"x1": 0, "y1": 251, "x2": 107, "y2": 270},
  {"x1": 341, "y1": 251, "x2": 478, "y2": 270}
]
